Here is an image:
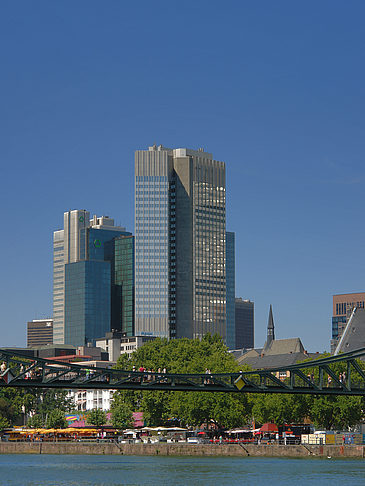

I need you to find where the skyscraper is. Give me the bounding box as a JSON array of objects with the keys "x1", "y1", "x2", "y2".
[
  {"x1": 110, "y1": 235, "x2": 135, "y2": 337},
  {"x1": 135, "y1": 145, "x2": 226, "y2": 340},
  {"x1": 235, "y1": 298, "x2": 254, "y2": 349},
  {"x1": 226, "y1": 232, "x2": 236, "y2": 349},
  {"x1": 53, "y1": 209, "x2": 90, "y2": 344},
  {"x1": 53, "y1": 210, "x2": 130, "y2": 345}
]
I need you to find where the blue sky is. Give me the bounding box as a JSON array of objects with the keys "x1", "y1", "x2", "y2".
[{"x1": 1, "y1": 1, "x2": 365, "y2": 351}]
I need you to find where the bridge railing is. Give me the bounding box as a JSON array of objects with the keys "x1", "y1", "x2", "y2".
[{"x1": 1, "y1": 347, "x2": 365, "y2": 395}]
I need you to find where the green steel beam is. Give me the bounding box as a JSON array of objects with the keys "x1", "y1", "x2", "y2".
[{"x1": 0, "y1": 348, "x2": 365, "y2": 395}]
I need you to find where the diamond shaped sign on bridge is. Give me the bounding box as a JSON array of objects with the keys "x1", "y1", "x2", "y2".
[{"x1": 234, "y1": 375, "x2": 245, "y2": 391}]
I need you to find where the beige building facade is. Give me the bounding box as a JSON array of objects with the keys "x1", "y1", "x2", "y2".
[{"x1": 135, "y1": 145, "x2": 226, "y2": 340}]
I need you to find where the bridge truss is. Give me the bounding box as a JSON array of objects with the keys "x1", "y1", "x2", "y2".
[{"x1": 1, "y1": 347, "x2": 365, "y2": 395}]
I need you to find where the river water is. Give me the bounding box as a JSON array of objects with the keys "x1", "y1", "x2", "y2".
[{"x1": 1, "y1": 454, "x2": 364, "y2": 485}]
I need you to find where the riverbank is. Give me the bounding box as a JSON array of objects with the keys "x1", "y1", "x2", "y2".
[{"x1": 0, "y1": 442, "x2": 364, "y2": 457}]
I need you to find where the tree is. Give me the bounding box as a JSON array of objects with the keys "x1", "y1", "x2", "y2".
[
  {"x1": 308, "y1": 395, "x2": 363, "y2": 430},
  {"x1": 87, "y1": 408, "x2": 107, "y2": 427},
  {"x1": 113, "y1": 334, "x2": 252, "y2": 428},
  {"x1": 0, "y1": 416, "x2": 9, "y2": 431},
  {"x1": 250, "y1": 393, "x2": 309, "y2": 425},
  {"x1": 27, "y1": 414, "x2": 44, "y2": 428},
  {"x1": 0, "y1": 397, "x2": 18, "y2": 424},
  {"x1": 110, "y1": 401, "x2": 133, "y2": 429},
  {"x1": 46, "y1": 409, "x2": 68, "y2": 429}
]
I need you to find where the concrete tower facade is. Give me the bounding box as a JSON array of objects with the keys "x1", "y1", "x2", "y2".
[
  {"x1": 135, "y1": 145, "x2": 226, "y2": 340},
  {"x1": 53, "y1": 209, "x2": 90, "y2": 344}
]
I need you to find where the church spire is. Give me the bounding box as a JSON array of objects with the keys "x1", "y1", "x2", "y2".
[{"x1": 266, "y1": 304, "x2": 275, "y2": 347}]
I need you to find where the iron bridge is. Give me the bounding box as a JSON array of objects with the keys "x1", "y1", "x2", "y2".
[{"x1": 1, "y1": 347, "x2": 365, "y2": 395}]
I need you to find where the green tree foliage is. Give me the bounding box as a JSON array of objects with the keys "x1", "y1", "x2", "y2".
[
  {"x1": 0, "y1": 388, "x2": 74, "y2": 428},
  {"x1": 249, "y1": 355, "x2": 365, "y2": 430},
  {"x1": 46, "y1": 409, "x2": 68, "y2": 429},
  {"x1": 113, "y1": 334, "x2": 252, "y2": 428},
  {"x1": 27, "y1": 414, "x2": 44, "y2": 428},
  {"x1": 35, "y1": 390, "x2": 74, "y2": 418},
  {"x1": 308, "y1": 395, "x2": 363, "y2": 430},
  {"x1": 250, "y1": 394, "x2": 310, "y2": 425},
  {"x1": 0, "y1": 416, "x2": 9, "y2": 431},
  {"x1": 87, "y1": 408, "x2": 107, "y2": 427},
  {"x1": 110, "y1": 399, "x2": 133, "y2": 429},
  {"x1": 0, "y1": 397, "x2": 18, "y2": 424},
  {"x1": 0, "y1": 388, "x2": 32, "y2": 426}
]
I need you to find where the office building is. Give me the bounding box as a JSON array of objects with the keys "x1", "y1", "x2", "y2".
[
  {"x1": 110, "y1": 235, "x2": 135, "y2": 336},
  {"x1": 135, "y1": 145, "x2": 226, "y2": 340},
  {"x1": 226, "y1": 232, "x2": 236, "y2": 349},
  {"x1": 53, "y1": 209, "x2": 91, "y2": 344},
  {"x1": 235, "y1": 298, "x2": 254, "y2": 349},
  {"x1": 27, "y1": 319, "x2": 53, "y2": 347},
  {"x1": 334, "y1": 307, "x2": 365, "y2": 355},
  {"x1": 53, "y1": 210, "x2": 130, "y2": 346},
  {"x1": 96, "y1": 331, "x2": 155, "y2": 361},
  {"x1": 331, "y1": 292, "x2": 365, "y2": 353},
  {"x1": 65, "y1": 260, "x2": 111, "y2": 346}
]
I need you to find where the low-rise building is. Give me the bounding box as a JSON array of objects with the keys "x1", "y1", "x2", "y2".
[
  {"x1": 27, "y1": 319, "x2": 53, "y2": 347},
  {"x1": 95, "y1": 331, "x2": 155, "y2": 361},
  {"x1": 68, "y1": 359, "x2": 116, "y2": 412}
]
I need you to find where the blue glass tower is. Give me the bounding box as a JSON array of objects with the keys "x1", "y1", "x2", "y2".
[{"x1": 65, "y1": 260, "x2": 111, "y2": 346}]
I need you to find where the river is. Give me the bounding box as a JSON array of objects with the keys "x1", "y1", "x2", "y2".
[{"x1": 1, "y1": 454, "x2": 364, "y2": 485}]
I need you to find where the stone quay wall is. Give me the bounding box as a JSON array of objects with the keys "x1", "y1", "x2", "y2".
[{"x1": 0, "y1": 442, "x2": 364, "y2": 458}]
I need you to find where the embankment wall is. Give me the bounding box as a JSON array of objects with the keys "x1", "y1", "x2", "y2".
[{"x1": 0, "y1": 442, "x2": 364, "y2": 458}]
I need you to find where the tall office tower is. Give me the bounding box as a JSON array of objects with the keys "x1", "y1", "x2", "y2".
[
  {"x1": 226, "y1": 232, "x2": 236, "y2": 349},
  {"x1": 135, "y1": 145, "x2": 226, "y2": 339},
  {"x1": 331, "y1": 292, "x2": 365, "y2": 353},
  {"x1": 53, "y1": 210, "x2": 129, "y2": 346},
  {"x1": 53, "y1": 209, "x2": 90, "y2": 344},
  {"x1": 27, "y1": 319, "x2": 53, "y2": 347},
  {"x1": 108, "y1": 235, "x2": 135, "y2": 336},
  {"x1": 235, "y1": 298, "x2": 254, "y2": 349}
]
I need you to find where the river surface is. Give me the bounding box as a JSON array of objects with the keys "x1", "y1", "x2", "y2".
[{"x1": 1, "y1": 454, "x2": 364, "y2": 485}]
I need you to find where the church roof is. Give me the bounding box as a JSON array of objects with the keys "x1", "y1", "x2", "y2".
[
  {"x1": 264, "y1": 337, "x2": 305, "y2": 355},
  {"x1": 238, "y1": 351, "x2": 309, "y2": 370},
  {"x1": 237, "y1": 337, "x2": 306, "y2": 368}
]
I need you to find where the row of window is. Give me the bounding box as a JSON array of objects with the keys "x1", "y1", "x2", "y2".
[
  {"x1": 136, "y1": 176, "x2": 168, "y2": 182},
  {"x1": 335, "y1": 301, "x2": 365, "y2": 315}
]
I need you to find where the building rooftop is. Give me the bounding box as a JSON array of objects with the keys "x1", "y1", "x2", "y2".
[
  {"x1": 334, "y1": 307, "x2": 365, "y2": 354},
  {"x1": 264, "y1": 337, "x2": 305, "y2": 356},
  {"x1": 238, "y1": 352, "x2": 310, "y2": 370}
]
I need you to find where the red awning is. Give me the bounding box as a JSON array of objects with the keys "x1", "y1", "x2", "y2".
[{"x1": 260, "y1": 423, "x2": 278, "y2": 433}]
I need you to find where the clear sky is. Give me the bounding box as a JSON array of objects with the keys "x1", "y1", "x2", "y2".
[{"x1": 1, "y1": 1, "x2": 365, "y2": 351}]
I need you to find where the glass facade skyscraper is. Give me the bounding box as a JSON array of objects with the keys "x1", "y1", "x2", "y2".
[
  {"x1": 226, "y1": 232, "x2": 236, "y2": 349},
  {"x1": 53, "y1": 210, "x2": 130, "y2": 346},
  {"x1": 235, "y1": 298, "x2": 254, "y2": 349},
  {"x1": 135, "y1": 150, "x2": 170, "y2": 337},
  {"x1": 112, "y1": 235, "x2": 135, "y2": 336},
  {"x1": 135, "y1": 145, "x2": 226, "y2": 340},
  {"x1": 65, "y1": 260, "x2": 111, "y2": 346}
]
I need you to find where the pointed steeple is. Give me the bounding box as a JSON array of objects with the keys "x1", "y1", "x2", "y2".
[{"x1": 265, "y1": 304, "x2": 275, "y2": 349}]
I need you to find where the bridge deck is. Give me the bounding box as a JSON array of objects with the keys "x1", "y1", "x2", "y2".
[{"x1": 1, "y1": 347, "x2": 365, "y2": 395}]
